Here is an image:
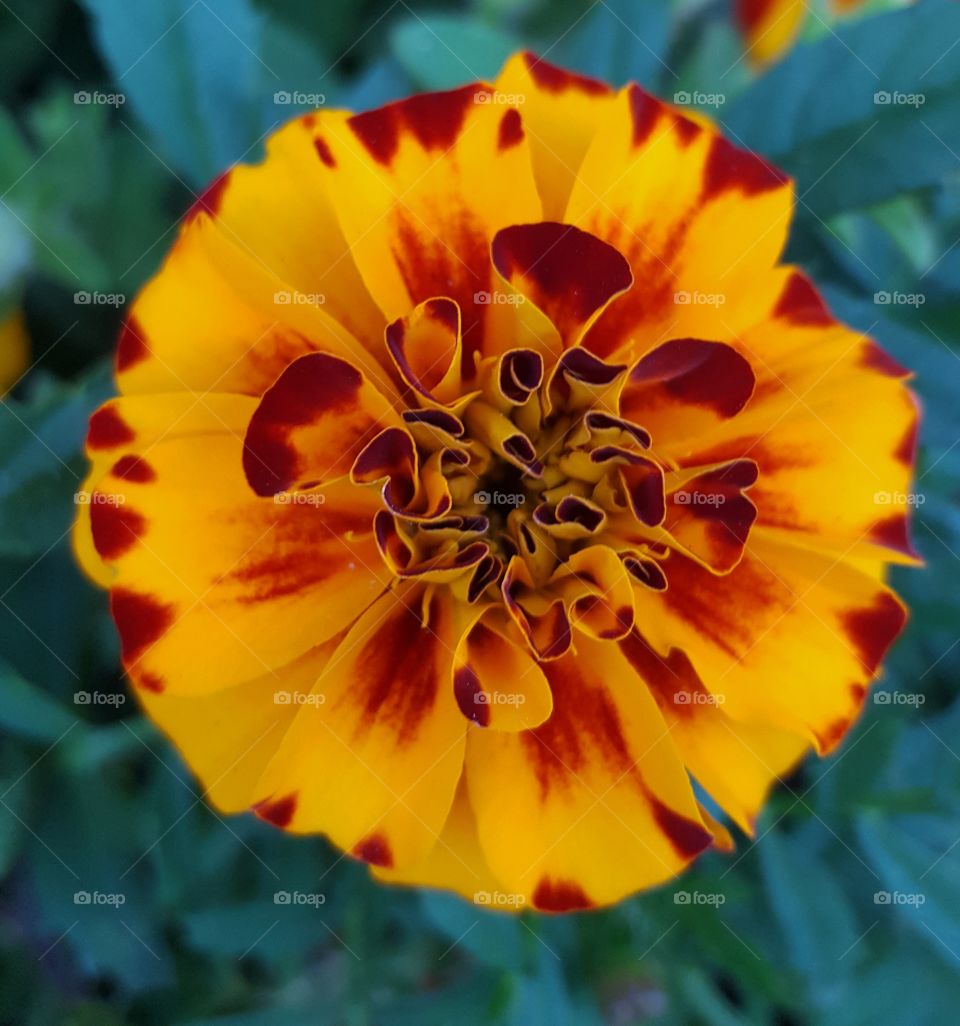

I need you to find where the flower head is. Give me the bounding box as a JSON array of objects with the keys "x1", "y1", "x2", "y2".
[
  {"x1": 735, "y1": 0, "x2": 868, "y2": 64},
  {"x1": 75, "y1": 51, "x2": 917, "y2": 912}
]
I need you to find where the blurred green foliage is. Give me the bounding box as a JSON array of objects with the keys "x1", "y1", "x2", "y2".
[{"x1": 1, "y1": 0, "x2": 959, "y2": 1023}]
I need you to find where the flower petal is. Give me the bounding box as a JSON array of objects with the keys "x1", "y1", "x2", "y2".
[
  {"x1": 491, "y1": 222, "x2": 632, "y2": 346},
  {"x1": 313, "y1": 85, "x2": 543, "y2": 375},
  {"x1": 385, "y1": 297, "x2": 466, "y2": 406},
  {"x1": 117, "y1": 210, "x2": 394, "y2": 400},
  {"x1": 618, "y1": 630, "x2": 809, "y2": 833},
  {"x1": 466, "y1": 634, "x2": 713, "y2": 910},
  {"x1": 735, "y1": 0, "x2": 807, "y2": 65},
  {"x1": 619, "y1": 338, "x2": 756, "y2": 445},
  {"x1": 681, "y1": 271, "x2": 920, "y2": 565},
  {"x1": 566, "y1": 84, "x2": 793, "y2": 362},
  {"x1": 251, "y1": 585, "x2": 466, "y2": 868},
  {"x1": 82, "y1": 401, "x2": 388, "y2": 695},
  {"x1": 661, "y1": 459, "x2": 759, "y2": 573},
  {"x1": 495, "y1": 52, "x2": 615, "y2": 220},
  {"x1": 634, "y1": 536, "x2": 907, "y2": 753},
  {"x1": 370, "y1": 773, "x2": 504, "y2": 905},
  {"x1": 243, "y1": 352, "x2": 399, "y2": 497},
  {"x1": 453, "y1": 615, "x2": 553, "y2": 731},
  {"x1": 139, "y1": 637, "x2": 343, "y2": 813}
]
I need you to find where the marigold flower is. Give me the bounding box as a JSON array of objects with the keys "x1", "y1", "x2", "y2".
[
  {"x1": 735, "y1": 0, "x2": 866, "y2": 64},
  {"x1": 74, "y1": 51, "x2": 917, "y2": 912},
  {"x1": 0, "y1": 308, "x2": 29, "y2": 394}
]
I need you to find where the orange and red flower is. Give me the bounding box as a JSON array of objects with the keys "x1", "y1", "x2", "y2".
[
  {"x1": 735, "y1": 0, "x2": 868, "y2": 64},
  {"x1": 74, "y1": 51, "x2": 917, "y2": 912}
]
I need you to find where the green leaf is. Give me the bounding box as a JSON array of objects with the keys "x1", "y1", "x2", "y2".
[
  {"x1": 759, "y1": 829, "x2": 860, "y2": 993},
  {"x1": 0, "y1": 656, "x2": 80, "y2": 741},
  {"x1": 389, "y1": 14, "x2": 519, "y2": 92},
  {"x1": 858, "y1": 812, "x2": 960, "y2": 967},
  {"x1": 79, "y1": 0, "x2": 270, "y2": 185},
  {"x1": 420, "y1": 889, "x2": 524, "y2": 970},
  {"x1": 0, "y1": 365, "x2": 112, "y2": 557},
  {"x1": 725, "y1": 0, "x2": 960, "y2": 217},
  {"x1": 551, "y1": 0, "x2": 671, "y2": 89}
]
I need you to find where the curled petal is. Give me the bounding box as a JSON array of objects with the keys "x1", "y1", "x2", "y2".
[
  {"x1": 244, "y1": 352, "x2": 399, "y2": 497},
  {"x1": 662, "y1": 459, "x2": 759, "y2": 574},
  {"x1": 352, "y1": 427, "x2": 452, "y2": 519},
  {"x1": 492, "y1": 222, "x2": 633, "y2": 346},
  {"x1": 620, "y1": 338, "x2": 755, "y2": 445},
  {"x1": 386, "y1": 297, "x2": 466, "y2": 407}
]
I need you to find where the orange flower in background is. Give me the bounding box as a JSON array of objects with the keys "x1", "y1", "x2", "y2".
[
  {"x1": 0, "y1": 308, "x2": 29, "y2": 394},
  {"x1": 74, "y1": 51, "x2": 918, "y2": 912},
  {"x1": 735, "y1": 0, "x2": 867, "y2": 64}
]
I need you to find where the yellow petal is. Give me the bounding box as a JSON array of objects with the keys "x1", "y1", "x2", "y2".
[
  {"x1": 466, "y1": 634, "x2": 713, "y2": 911},
  {"x1": 251, "y1": 584, "x2": 466, "y2": 869}
]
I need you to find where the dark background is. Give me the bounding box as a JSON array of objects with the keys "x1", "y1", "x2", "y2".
[{"x1": 1, "y1": 0, "x2": 959, "y2": 1023}]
